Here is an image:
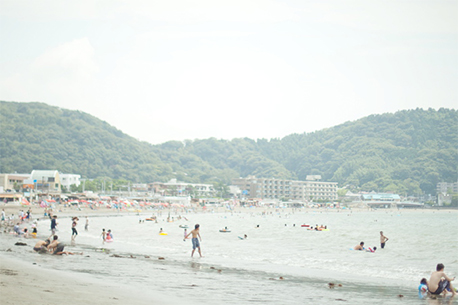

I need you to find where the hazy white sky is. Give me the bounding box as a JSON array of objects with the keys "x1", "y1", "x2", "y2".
[{"x1": 1, "y1": 0, "x2": 457, "y2": 144}]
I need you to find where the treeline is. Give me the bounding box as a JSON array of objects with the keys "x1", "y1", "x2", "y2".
[{"x1": 1, "y1": 101, "x2": 456, "y2": 196}]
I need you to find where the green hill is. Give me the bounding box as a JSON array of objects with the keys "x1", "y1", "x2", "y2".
[{"x1": 1, "y1": 101, "x2": 456, "y2": 195}]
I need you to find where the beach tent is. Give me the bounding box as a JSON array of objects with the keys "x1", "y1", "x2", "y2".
[{"x1": 22, "y1": 198, "x2": 30, "y2": 206}]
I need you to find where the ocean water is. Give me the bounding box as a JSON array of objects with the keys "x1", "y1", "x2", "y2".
[{"x1": 2, "y1": 208, "x2": 457, "y2": 304}]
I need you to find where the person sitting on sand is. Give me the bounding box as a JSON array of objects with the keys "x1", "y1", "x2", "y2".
[
  {"x1": 418, "y1": 278, "x2": 428, "y2": 299},
  {"x1": 33, "y1": 240, "x2": 50, "y2": 254},
  {"x1": 22, "y1": 228, "x2": 29, "y2": 238},
  {"x1": 47, "y1": 235, "x2": 76, "y2": 255},
  {"x1": 428, "y1": 263, "x2": 456, "y2": 297},
  {"x1": 354, "y1": 242, "x2": 364, "y2": 250},
  {"x1": 47, "y1": 235, "x2": 59, "y2": 253},
  {"x1": 13, "y1": 223, "x2": 23, "y2": 235}
]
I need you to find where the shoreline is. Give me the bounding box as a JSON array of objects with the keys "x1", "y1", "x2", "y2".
[{"x1": 0, "y1": 250, "x2": 191, "y2": 305}]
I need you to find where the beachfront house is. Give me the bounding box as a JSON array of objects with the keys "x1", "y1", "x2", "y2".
[{"x1": 25, "y1": 170, "x2": 61, "y2": 194}]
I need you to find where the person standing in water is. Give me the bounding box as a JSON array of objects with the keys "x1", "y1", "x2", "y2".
[
  {"x1": 185, "y1": 224, "x2": 202, "y2": 257},
  {"x1": 49, "y1": 215, "x2": 58, "y2": 239},
  {"x1": 101, "y1": 228, "x2": 107, "y2": 243},
  {"x1": 380, "y1": 231, "x2": 389, "y2": 249},
  {"x1": 84, "y1": 217, "x2": 89, "y2": 231},
  {"x1": 71, "y1": 217, "x2": 78, "y2": 241}
]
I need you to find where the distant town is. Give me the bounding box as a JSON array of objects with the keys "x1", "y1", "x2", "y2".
[{"x1": 0, "y1": 170, "x2": 457, "y2": 209}]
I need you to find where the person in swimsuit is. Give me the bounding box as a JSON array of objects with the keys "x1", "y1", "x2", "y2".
[
  {"x1": 429, "y1": 263, "x2": 456, "y2": 297},
  {"x1": 185, "y1": 224, "x2": 202, "y2": 257},
  {"x1": 50, "y1": 215, "x2": 58, "y2": 239},
  {"x1": 354, "y1": 242, "x2": 364, "y2": 250},
  {"x1": 101, "y1": 229, "x2": 106, "y2": 243},
  {"x1": 380, "y1": 231, "x2": 389, "y2": 249},
  {"x1": 33, "y1": 240, "x2": 50, "y2": 253},
  {"x1": 71, "y1": 217, "x2": 78, "y2": 241}
]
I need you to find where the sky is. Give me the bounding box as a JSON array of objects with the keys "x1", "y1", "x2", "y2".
[{"x1": 1, "y1": 0, "x2": 457, "y2": 144}]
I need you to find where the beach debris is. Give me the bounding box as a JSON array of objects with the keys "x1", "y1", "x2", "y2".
[
  {"x1": 110, "y1": 254, "x2": 123, "y2": 258},
  {"x1": 268, "y1": 277, "x2": 284, "y2": 280},
  {"x1": 14, "y1": 242, "x2": 27, "y2": 246},
  {"x1": 6, "y1": 248, "x2": 12, "y2": 252},
  {"x1": 338, "y1": 284, "x2": 342, "y2": 287},
  {"x1": 218, "y1": 269, "x2": 222, "y2": 273},
  {"x1": 129, "y1": 255, "x2": 136, "y2": 259},
  {"x1": 335, "y1": 299, "x2": 347, "y2": 302},
  {"x1": 158, "y1": 257, "x2": 165, "y2": 260},
  {"x1": 0, "y1": 268, "x2": 18, "y2": 276},
  {"x1": 328, "y1": 283, "x2": 335, "y2": 288},
  {"x1": 397, "y1": 294, "x2": 404, "y2": 298},
  {"x1": 210, "y1": 267, "x2": 215, "y2": 269},
  {"x1": 144, "y1": 255, "x2": 150, "y2": 258}
]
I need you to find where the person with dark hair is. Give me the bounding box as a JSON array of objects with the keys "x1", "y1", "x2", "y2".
[
  {"x1": 418, "y1": 278, "x2": 428, "y2": 299},
  {"x1": 185, "y1": 224, "x2": 202, "y2": 257},
  {"x1": 71, "y1": 217, "x2": 78, "y2": 241},
  {"x1": 49, "y1": 215, "x2": 58, "y2": 239},
  {"x1": 33, "y1": 239, "x2": 50, "y2": 253},
  {"x1": 429, "y1": 263, "x2": 456, "y2": 297},
  {"x1": 354, "y1": 242, "x2": 364, "y2": 250},
  {"x1": 366, "y1": 246, "x2": 377, "y2": 253}
]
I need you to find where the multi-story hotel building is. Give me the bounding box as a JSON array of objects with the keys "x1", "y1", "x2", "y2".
[{"x1": 232, "y1": 176, "x2": 338, "y2": 201}]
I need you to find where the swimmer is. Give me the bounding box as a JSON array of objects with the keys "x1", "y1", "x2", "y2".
[
  {"x1": 366, "y1": 246, "x2": 377, "y2": 253},
  {"x1": 354, "y1": 242, "x2": 364, "y2": 250}
]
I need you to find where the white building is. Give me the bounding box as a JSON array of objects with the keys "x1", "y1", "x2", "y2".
[
  {"x1": 232, "y1": 176, "x2": 338, "y2": 201},
  {"x1": 60, "y1": 174, "x2": 81, "y2": 190}
]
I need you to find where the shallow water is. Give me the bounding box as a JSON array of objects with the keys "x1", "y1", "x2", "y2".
[{"x1": 2, "y1": 208, "x2": 457, "y2": 304}]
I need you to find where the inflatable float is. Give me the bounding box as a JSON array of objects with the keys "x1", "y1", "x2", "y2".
[{"x1": 219, "y1": 229, "x2": 231, "y2": 233}]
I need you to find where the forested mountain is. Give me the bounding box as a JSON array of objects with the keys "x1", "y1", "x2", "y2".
[{"x1": 1, "y1": 101, "x2": 456, "y2": 195}]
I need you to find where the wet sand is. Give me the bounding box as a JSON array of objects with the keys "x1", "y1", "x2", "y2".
[{"x1": 0, "y1": 252, "x2": 187, "y2": 305}]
